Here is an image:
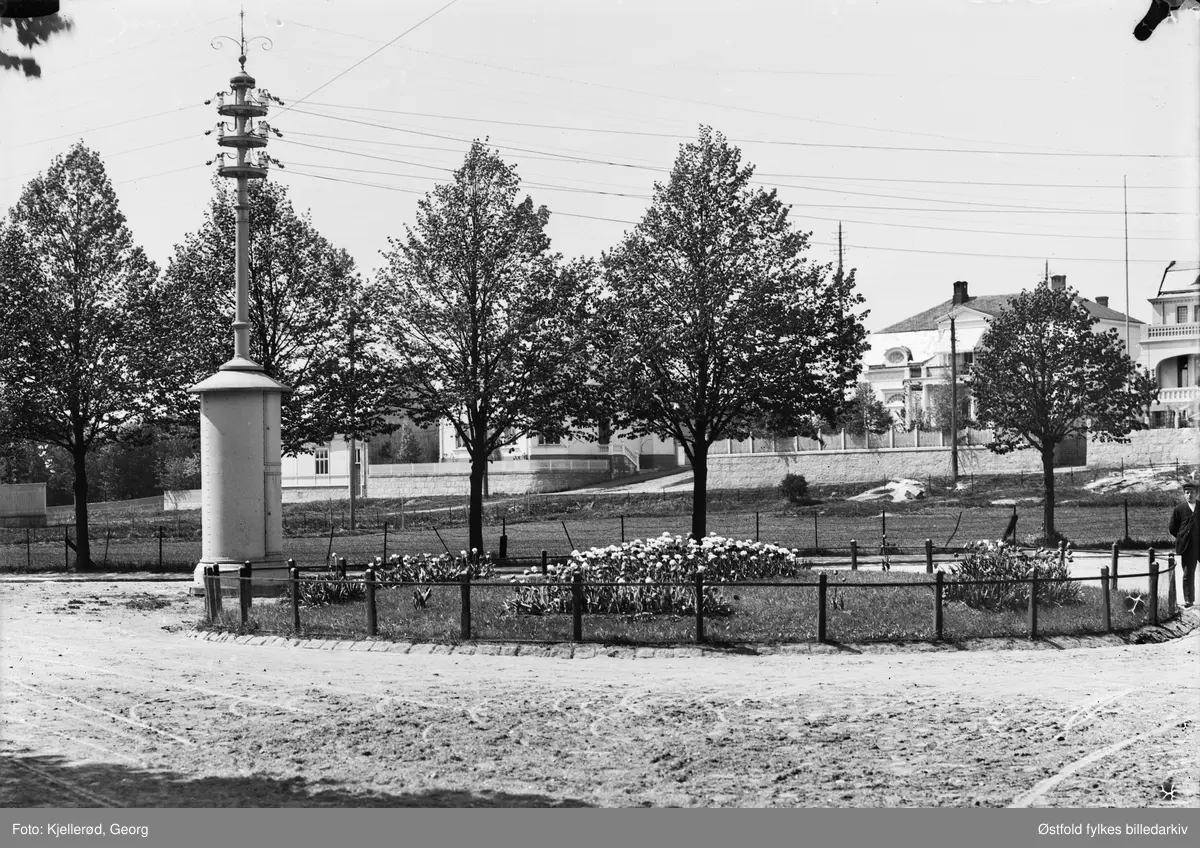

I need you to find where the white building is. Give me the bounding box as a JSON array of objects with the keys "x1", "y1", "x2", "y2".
[
  {"x1": 1139, "y1": 260, "x2": 1200, "y2": 427},
  {"x1": 863, "y1": 276, "x2": 1141, "y2": 424}
]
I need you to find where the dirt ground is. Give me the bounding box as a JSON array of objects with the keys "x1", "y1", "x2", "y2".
[{"x1": 1, "y1": 578, "x2": 1196, "y2": 808}]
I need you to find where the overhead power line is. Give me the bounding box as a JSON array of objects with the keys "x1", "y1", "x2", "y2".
[
  {"x1": 278, "y1": 21, "x2": 1170, "y2": 157},
  {"x1": 284, "y1": 98, "x2": 1199, "y2": 161},
  {"x1": 272, "y1": 0, "x2": 462, "y2": 121},
  {"x1": 276, "y1": 168, "x2": 1180, "y2": 262},
  {"x1": 273, "y1": 113, "x2": 1199, "y2": 216}
]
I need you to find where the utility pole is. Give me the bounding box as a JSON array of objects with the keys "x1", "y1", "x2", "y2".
[
  {"x1": 949, "y1": 313, "x2": 959, "y2": 487},
  {"x1": 1124, "y1": 175, "x2": 1131, "y2": 354},
  {"x1": 190, "y1": 12, "x2": 289, "y2": 596}
]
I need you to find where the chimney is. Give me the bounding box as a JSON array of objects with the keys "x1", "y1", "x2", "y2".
[
  {"x1": 1095, "y1": 296, "x2": 1109, "y2": 307},
  {"x1": 952, "y1": 280, "x2": 969, "y2": 305},
  {"x1": 1050, "y1": 274, "x2": 1066, "y2": 291}
]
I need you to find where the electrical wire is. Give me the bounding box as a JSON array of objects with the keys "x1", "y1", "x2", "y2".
[{"x1": 276, "y1": 168, "x2": 1179, "y2": 262}]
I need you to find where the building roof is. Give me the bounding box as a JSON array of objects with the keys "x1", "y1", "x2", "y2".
[
  {"x1": 878, "y1": 292, "x2": 1142, "y2": 334},
  {"x1": 1159, "y1": 260, "x2": 1200, "y2": 295}
]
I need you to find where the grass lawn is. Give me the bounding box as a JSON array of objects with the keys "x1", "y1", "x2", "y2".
[
  {"x1": 4, "y1": 470, "x2": 1190, "y2": 572},
  {"x1": 209, "y1": 571, "x2": 1162, "y2": 646}
]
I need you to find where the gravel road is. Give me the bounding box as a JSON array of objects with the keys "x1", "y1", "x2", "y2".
[{"x1": 2, "y1": 579, "x2": 1196, "y2": 808}]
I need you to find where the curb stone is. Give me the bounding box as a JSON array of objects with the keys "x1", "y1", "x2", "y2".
[{"x1": 184, "y1": 609, "x2": 1199, "y2": 658}]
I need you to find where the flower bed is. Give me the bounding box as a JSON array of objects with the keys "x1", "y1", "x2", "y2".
[{"x1": 504, "y1": 534, "x2": 812, "y2": 616}]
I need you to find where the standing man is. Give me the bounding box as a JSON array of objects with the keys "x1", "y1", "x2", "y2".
[{"x1": 1168, "y1": 479, "x2": 1198, "y2": 608}]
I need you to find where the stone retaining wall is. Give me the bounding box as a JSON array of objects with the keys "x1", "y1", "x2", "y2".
[
  {"x1": 367, "y1": 470, "x2": 614, "y2": 498},
  {"x1": 1086, "y1": 427, "x2": 1199, "y2": 469},
  {"x1": 709, "y1": 445, "x2": 1043, "y2": 489}
]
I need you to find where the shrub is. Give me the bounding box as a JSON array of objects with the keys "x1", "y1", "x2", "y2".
[
  {"x1": 941, "y1": 540, "x2": 1082, "y2": 611},
  {"x1": 374, "y1": 550, "x2": 496, "y2": 584},
  {"x1": 504, "y1": 534, "x2": 812, "y2": 617},
  {"x1": 779, "y1": 473, "x2": 814, "y2": 505}
]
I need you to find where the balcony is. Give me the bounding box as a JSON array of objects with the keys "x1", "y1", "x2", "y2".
[
  {"x1": 1155, "y1": 387, "x2": 1200, "y2": 404},
  {"x1": 1145, "y1": 323, "x2": 1199, "y2": 340}
]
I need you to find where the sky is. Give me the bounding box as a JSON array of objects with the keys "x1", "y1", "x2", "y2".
[{"x1": 1, "y1": 0, "x2": 1198, "y2": 333}]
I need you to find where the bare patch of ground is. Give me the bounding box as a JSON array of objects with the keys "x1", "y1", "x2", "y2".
[{"x1": 1, "y1": 579, "x2": 1196, "y2": 808}]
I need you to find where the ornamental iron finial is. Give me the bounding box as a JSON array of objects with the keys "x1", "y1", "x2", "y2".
[{"x1": 211, "y1": 7, "x2": 273, "y2": 71}]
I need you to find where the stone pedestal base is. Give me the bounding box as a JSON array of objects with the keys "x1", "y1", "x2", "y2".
[{"x1": 190, "y1": 558, "x2": 290, "y2": 598}]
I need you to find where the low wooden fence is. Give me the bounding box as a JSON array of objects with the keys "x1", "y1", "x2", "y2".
[{"x1": 203, "y1": 548, "x2": 1181, "y2": 646}]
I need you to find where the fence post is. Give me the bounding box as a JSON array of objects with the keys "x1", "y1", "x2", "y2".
[
  {"x1": 239, "y1": 561, "x2": 252, "y2": 626},
  {"x1": 818, "y1": 573, "x2": 828, "y2": 644},
  {"x1": 541, "y1": 549, "x2": 548, "y2": 576},
  {"x1": 26, "y1": 527, "x2": 31, "y2": 570},
  {"x1": 572, "y1": 573, "x2": 583, "y2": 642},
  {"x1": 158, "y1": 526, "x2": 163, "y2": 569},
  {"x1": 850, "y1": 540, "x2": 858, "y2": 571},
  {"x1": 358, "y1": 564, "x2": 374, "y2": 637},
  {"x1": 211, "y1": 565, "x2": 224, "y2": 617},
  {"x1": 1123, "y1": 499, "x2": 1129, "y2": 541},
  {"x1": 1027, "y1": 571, "x2": 1038, "y2": 641},
  {"x1": 1110, "y1": 543, "x2": 1119, "y2": 591},
  {"x1": 935, "y1": 571, "x2": 944, "y2": 641},
  {"x1": 1167, "y1": 553, "x2": 1176, "y2": 615},
  {"x1": 338, "y1": 557, "x2": 347, "y2": 580},
  {"x1": 499, "y1": 517, "x2": 508, "y2": 562},
  {"x1": 1149, "y1": 559, "x2": 1159, "y2": 626},
  {"x1": 203, "y1": 566, "x2": 214, "y2": 622},
  {"x1": 813, "y1": 511, "x2": 818, "y2": 551},
  {"x1": 755, "y1": 512, "x2": 760, "y2": 543},
  {"x1": 881, "y1": 508, "x2": 886, "y2": 541},
  {"x1": 64, "y1": 525, "x2": 68, "y2": 571},
  {"x1": 693, "y1": 571, "x2": 706, "y2": 644},
  {"x1": 620, "y1": 515, "x2": 625, "y2": 544},
  {"x1": 383, "y1": 521, "x2": 389, "y2": 564},
  {"x1": 1101, "y1": 566, "x2": 1112, "y2": 633},
  {"x1": 459, "y1": 570, "x2": 471, "y2": 641},
  {"x1": 925, "y1": 538, "x2": 933, "y2": 573},
  {"x1": 289, "y1": 560, "x2": 300, "y2": 634}
]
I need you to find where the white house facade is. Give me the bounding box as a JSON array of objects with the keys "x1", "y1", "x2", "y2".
[
  {"x1": 1138, "y1": 260, "x2": 1200, "y2": 428},
  {"x1": 863, "y1": 276, "x2": 1142, "y2": 425}
]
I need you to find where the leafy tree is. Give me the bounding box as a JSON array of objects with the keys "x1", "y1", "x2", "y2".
[
  {"x1": 831, "y1": 382, "x2": 893, "y2": 436},
  {"x1": 0, "y1": 4, "x2": 73, "y2": 78},
  {"x1": 377, "y1": 142, "x2": 594, "y2": 554},
  {"x1": 0, "y1": 142, "x2": 161, "y2": 567},
  {"x1": 306, "y1": 279, "x2": 402, "y2": 527},
  {"x1": 923, "y1": 383, "x2": 973, "y2": 433},
  {"x1": 971, "y1": 284, "x2": 1158, "y2": 542},
  {"x1": 599, "y1": 127, "x2": 867, "y2": 540},
  {"x1": 397, "y1": 425, "x2": 426, "y2": 463},
  {"x1": 161, "y1": 178, "x2": 384, "y2": 455}
]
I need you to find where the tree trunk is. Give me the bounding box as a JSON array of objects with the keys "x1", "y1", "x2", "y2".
[
  {"x1": 468, "y1": 447, "x2": 486, "y2": 556},
  {"x1": 72, "y1": 442, "x2": 91, "y2": 570},
  {"x1": 1041, "y1": 442, "x2": 1056, "y2": 543},
  {"x1": 690, "y1": 444, "x2": 708, "y2": 541}
]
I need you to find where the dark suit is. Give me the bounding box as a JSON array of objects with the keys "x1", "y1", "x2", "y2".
[{"x1": 1168, "y1": 499, "x2": 1198, "y2": 605}]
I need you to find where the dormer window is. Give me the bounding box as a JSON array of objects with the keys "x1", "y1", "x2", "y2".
[{"x1": 884, "y1": 347, "x2": 911, "y2": 366}]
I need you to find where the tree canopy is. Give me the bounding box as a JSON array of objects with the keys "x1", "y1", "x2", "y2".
[
  {"x1": 0, "y1": 142, "x2": 161, "y2": 566},
  {"x1": 0, "y1": 5, "x2": 73, "y2": 78},
  {"x1": 971, "y1": 283, "x2": 1158, "y2": 541},
  {"x1": 160, "y1": 178, "x2": 394, "y2": 455},
  {"x1": 598, "y1": 127, "x2": 868, "y2": 539},
  {"x1": 377, "y1": 141, "x2": 595, "y2": 554}
]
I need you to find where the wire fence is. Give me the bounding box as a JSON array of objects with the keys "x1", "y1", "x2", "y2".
[
  {"x1": 200, "y1": 557, "x2": 1179, "y2": 646},
  {"x1": 0, "y1": 499, "x2": 1182, "y2": 572}
]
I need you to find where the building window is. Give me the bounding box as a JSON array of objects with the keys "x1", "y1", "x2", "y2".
[
  {"x1": 1177, "y1": 305, "x2": 1189, "y2": 324},
  {"x1": 315, "y1": 447, "x2": 329, "y2": 475},
  {"x1": 536, "y1": 433, "x2": 561, "y2": 446},
  {"x1": 1180, "y1": 358, "x2": 1190, "y2": 389}
]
